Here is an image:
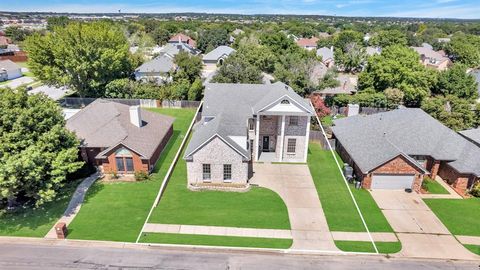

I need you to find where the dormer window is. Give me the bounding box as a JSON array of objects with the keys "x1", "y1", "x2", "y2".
[{"x1": 281, "y1": 99, "x2": 290, "y2": 105}]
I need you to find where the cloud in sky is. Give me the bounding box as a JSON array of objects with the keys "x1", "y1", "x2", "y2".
[{"x1": 2, "y1": 0, "x2": 479, "y2": 19}]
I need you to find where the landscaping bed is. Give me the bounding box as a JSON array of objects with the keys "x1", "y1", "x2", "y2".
[
  {"x1": 422, "y1": 177, "x2": 449, "y2": 194},
  {"x1": 140, "y1": 233, "x2": 293, "y2": 249},
  {"x1": 67, "y1": 108, "x2": 196, "y2": 242}
]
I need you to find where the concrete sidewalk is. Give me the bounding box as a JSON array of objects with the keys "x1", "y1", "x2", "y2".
[
  {"x1": 456, "y1": 235, "x2": 480, "y2": 245},
  {"x1": 45, "y1": 172, "x2": 99, "y2": 239},
  {"x1": 250, "y1": 163, "x2": 338, "y2": 251},
  {"x1": 331, "y1": 232, "x2": 398, "y2": 242},
  {"x1": 143, "y1": 223, "x2": 292, "y2": 239}
]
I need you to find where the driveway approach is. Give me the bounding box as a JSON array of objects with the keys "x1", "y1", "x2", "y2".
[
  {"x1": 370, "y1": 190, "x2": 479, "y2": 260},
  {"x1": 250, "y1": 163, "x2": 338, "y2": 251}
]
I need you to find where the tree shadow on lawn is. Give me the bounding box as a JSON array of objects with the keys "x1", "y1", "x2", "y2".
[{"x1": 0, "y1": 178, "x2": 88, "y2": 237}]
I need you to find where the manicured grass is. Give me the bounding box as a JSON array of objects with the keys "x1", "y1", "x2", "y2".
[
  {"x1": 321, "y1": 116, "x2": 334, "y2": 127},
  {"x1": 0, "y1": 179, "x2": 81, "y2": 237},
  {"x1": 307, "y1": 143, "x2": 393, "y2": 232},
  {"x1": 67, "y1": 108, "x2": 196, "y2": 242},
  {"x1": 424, "y1": 198, "x2": 480, "y2": 236},
  {"x1": 140, "y1": 233, "x2": 293, "y2": 249},
  {"x1": 335, "y1": 241, "x2": 402, "y2": 254},
  {"x1": 422, "y1": 178, "x2": 449, "y2": 194},
  {"x1": 148, "y1": 143, "x2": 290, "y2": 230},
  {"x1": 464, "y1": 244, "x2": 480, "y2": 255}
]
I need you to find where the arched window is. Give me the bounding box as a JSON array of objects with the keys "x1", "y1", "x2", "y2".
[
  {"x1": 115, "y1": 147, "x2": 132, "y2": 157},
  {"x1": 280, "y1": 99, "x2": 290, "y2": 105}
]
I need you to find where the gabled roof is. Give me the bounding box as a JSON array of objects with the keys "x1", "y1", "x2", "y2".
[
  {"x1": 411, "y1": 46, "x2": 450, "y2": 64},
  {"x1": 460, "y1": 128, "x2": 480, "y2": 146},
  {"x1": 169, "y1": 33, "x2": 196, "y2": 47},
  {"x1": 317, "y1": 47, "x2": 334, "y2": 61},
  {"x1": 184, "y1": 82, "x2": 314, "y2": 160},
  {"x1": 158, "y1": 43, "x2": 199, "y2": 56},
  {"x1": 0, "y1": 59, "x2": 21, "y2": 71},
  {"x1": 332, "y1": 108, "x2": 480, "y2": 176},
  {"x1": 203, "y1": 46, "x2": 235, "y2": 62},
  {"x1": 135, "y1": 55, "x2": 174, "y2": 74},
  {"x1": 297, "y1": 37, "x2": 319, "y2": 48},
  {"x1": 66, "y1": 99, "x2": 174, "y2": 160}
]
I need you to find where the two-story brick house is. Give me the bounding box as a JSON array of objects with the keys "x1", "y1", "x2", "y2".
[{"x1": 184, "y1": 82, "x2": 315, "y2": 187}]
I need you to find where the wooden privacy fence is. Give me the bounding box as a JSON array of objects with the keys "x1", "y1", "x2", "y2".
[
  {"x1": 309, "y1": 130, "x2": 336, "y2": 150},
  {"x1": 59, "y1": 97, "x2": 159, "y2": 108},
  {"x1": 330, "y1": 106, "x2": 389, "y2": 116},
  {"x1": 161, "y1": 100, "x2": 201, "y2": 108}
]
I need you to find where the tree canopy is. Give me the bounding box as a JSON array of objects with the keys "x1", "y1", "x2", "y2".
[
  {"x1": 25, "y1": 21, "x2": 134, "y2": 98},
  {"x1": 0, "y1": 88, "x2": 83, "y2": 208},
  {"x1": 211, "y1": 53, "x2": 262, "y2": 84},
  {"x1": 434, "y1": 64, "x2": 479, "y2": 100},
  {"x1": 370, "y1": 30, "x2": 408, "y2": 48},
  {"x1": 197, "y1": 27, "x2": 230, "y2": 53}
]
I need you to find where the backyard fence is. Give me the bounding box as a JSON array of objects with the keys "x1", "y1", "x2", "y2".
[
  {"x1": 330, "y1": 106, "x2": 390, "y2": 116},
  {"x1": 58, "y1": 97, "x2": 159, "y2": 108},
  {"x1": 161, "y1": 100, "x2": 202, "y2": 108},
  {"x1": 309, "y1": 130, "x2": 336, "y2": 150}
]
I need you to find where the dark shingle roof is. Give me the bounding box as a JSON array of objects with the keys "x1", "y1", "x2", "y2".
[
  {"x1": 184, "y1": 82, "x2": 314, "y2": 160},
  {"x1": 460, "y1": 128, "x2": 480, "y2": 146},
  {"x1": 203, "y1": 46, "x2": 235, "y2": 62},
  {"x1": 135, "y1": 55, "x2": 174, "y2": 74},
  {"x1": 66, "y1": 99, "x2": 174, "y2": 160},
  {"x1": 332, "y1": 108, "x2": 480, "y2": 176}
]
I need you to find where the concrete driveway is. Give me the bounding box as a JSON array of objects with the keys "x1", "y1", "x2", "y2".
[
  {"x1": 0, "y1": 76, "x2": 34, "y2": 89},
  {"x1": 250, "y1": 163, "x2": 338, "y2": 251},
  {"x1": 371, "y1": 190, "x2": 478, "y2": 260}
]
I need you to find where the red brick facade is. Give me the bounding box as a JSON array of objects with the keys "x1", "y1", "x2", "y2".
[
  {"x1": 362, "y1": 156, "x2": 424, "y2": 192},
  {"x1": 79, "y1": 126, "x2": 173, "y2": 175},
  {"x1": 437, "y1": 162, "x2": 473, "y2": 193}
]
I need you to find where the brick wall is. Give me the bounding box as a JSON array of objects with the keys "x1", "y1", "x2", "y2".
[
  {"x1": 101, "y1": 145, "x2": 148, "y2": 174},
  {"x1": 437, "y1": 162, "x2": 474, "y2": 193},
  {"x1": 148, "y1": 126, "x2": 173, "y2": 172}
]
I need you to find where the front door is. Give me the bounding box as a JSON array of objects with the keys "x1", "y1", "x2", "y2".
[{"x1": 262, "y1": 136, "x2": 270, "y2": 152}]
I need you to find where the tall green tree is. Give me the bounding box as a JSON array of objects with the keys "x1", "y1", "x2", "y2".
[
  {"x1": 46, "y1": 16, "x2": 70, "y2": 31},
  {"x1": 211, "y1": 54, "x2": 262, "y2": 84},
  {"x1": 197, "y1": 28, "x2": 229, "y2": 53},
  {"x1": 173, "y1": 51, "x2": 203, "y2": 84},
  {"x1": 435, "y1": 64, "x2": 479, "y2": 99},
  {"x1": 370, "y1": 30, "x2": 408, "y2": 48},
  {"x1": 25, "y1": 21, "x2": 133, "y2": 98},
  {"x1": 445, "y1": 34, "x2": 480, "y2": 68},
  {"x1": 151, "y1": 27, "x2": 171, "y2": 45},
  {"x1": 358, "y1": 45, "x2": 437, "y2": 106},
  {"x1": 0, "y1": 88, "x2": 83, "y2": 207},
  {"x1": 421, "y1": 95, "x2": 476, "y2": 131}
]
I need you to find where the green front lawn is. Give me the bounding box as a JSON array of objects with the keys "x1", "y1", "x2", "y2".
[
  {"x1": 67, "y1": 108, "x2": 196, "y2": 242},
  {"x1": 335, "y1": 241, "x2": 402, "y2": 254},
  {"x1": 140, "y1": 233, "x2": 293, "y2": 249},
  {"x1": 464, "y1": 244, "x2": 480, "y2": 255},
  {"x1": 422, "y1": 178, "x2": 449, "y2": 194},
  {"x1": 307, "y1": 143, "x2": 393, "y2": 232},
  {"x1": 0, "y1": 179, "x2": 81, "y2": 237},
  {"x1": 148, "y1": 142, "x2": 290, "y2": 230},
  {"x1": 424, "y1": 198, "x2": 480, "y2": 236}
]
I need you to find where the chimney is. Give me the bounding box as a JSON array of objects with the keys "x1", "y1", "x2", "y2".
[
  {"x1": 129, "y1": 106, "x2": 142, "y2": 127},
  {"x1": 346, "y1": 104, "x2": 359, "y2": 117},
  {"x1": 330, "y1": 46, "x2": 334, "y2": 52}
]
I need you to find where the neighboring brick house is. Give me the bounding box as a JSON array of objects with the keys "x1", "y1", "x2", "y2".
[
  {"x1": 184, "y1": 82, "x2": 315, "y2": 187},
  {"x1": 168, "y1": 33, "x2": 197, "y2": 48},
  {"x1": 66, "y1": 100, "x2": 174, "y2": 175},
  {"x1": 332, "y1": 108, "x2": 480, "y2": 193},
  {"x1": 411, "y1": 45, "x2": 451, "y2": 71},
  {"x1": 296, "y1": 37, "x2": 319, "y2": 51}
]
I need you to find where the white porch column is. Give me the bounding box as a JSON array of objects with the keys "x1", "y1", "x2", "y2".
[
  {"x1": 279, "y1": 115, "x2": 286, "y2": 162},
  {"x1": 255, "y1": 115, "x2": 260, "y2": 161},
  {"x1": 304, "y1": 116, "x2": 311, "y2": 163}
]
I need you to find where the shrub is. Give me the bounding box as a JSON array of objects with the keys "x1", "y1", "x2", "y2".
[
  {"x1": 134, "y1": 171, "x2": 150, "y2": 181},
  {"x1": 470, "y1": 182, "x2": 480, "y2": 198}
]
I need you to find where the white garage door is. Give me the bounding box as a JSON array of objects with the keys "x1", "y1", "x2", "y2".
[{"x1": 371, "y1": 174, "x2": 415, "y2": 190}]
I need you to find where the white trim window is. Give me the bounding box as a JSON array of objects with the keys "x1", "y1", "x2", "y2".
[
  {"x1": 248, "y1": 119, "x2": 255, "y2": 131},
  {"x1": 287, "y1": 138, "x2": 296, "y2": 153},
  {"x1": 289, "y1": 116, "x2": 298, "y2": 126},
  {"x1": 223, "y1": 164, "x2": 232, "y2": 182},
  {"x1": 202, "y1": 164, "x2": 211, "y2": 181}
]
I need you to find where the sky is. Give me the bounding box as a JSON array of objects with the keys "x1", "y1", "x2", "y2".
[{"x1": 4, "y1": 0, "x2": 480, "y2": 19}]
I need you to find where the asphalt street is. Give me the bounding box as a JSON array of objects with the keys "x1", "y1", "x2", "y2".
[{"x1": 0, "y1": 242, "x2": 477, "y2": 270}]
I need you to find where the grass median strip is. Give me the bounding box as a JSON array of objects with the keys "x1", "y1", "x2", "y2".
[
  {"x1": 140, "y1": 233, "x2": 293, "y2": 249},
  {"x1": 334, "y1": 241, "x2": 401, "y2": 254},
  {"x1": 66, "y1": 108, "x2": 196, "y2": 242},
  {"x1": 307, "y1": 143, "x2": 393, "y2": 233},
  {"x1": 424, "y1": 198, "x2": 480, "y2": 236}
]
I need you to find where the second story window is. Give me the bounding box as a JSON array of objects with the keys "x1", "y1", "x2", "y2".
[
  {"x1": 249, "y1": 119, "x2": 255, "y2": 131},
  {"x1": 289, "y1": 116, "x2": 298, "y2": 126}
]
